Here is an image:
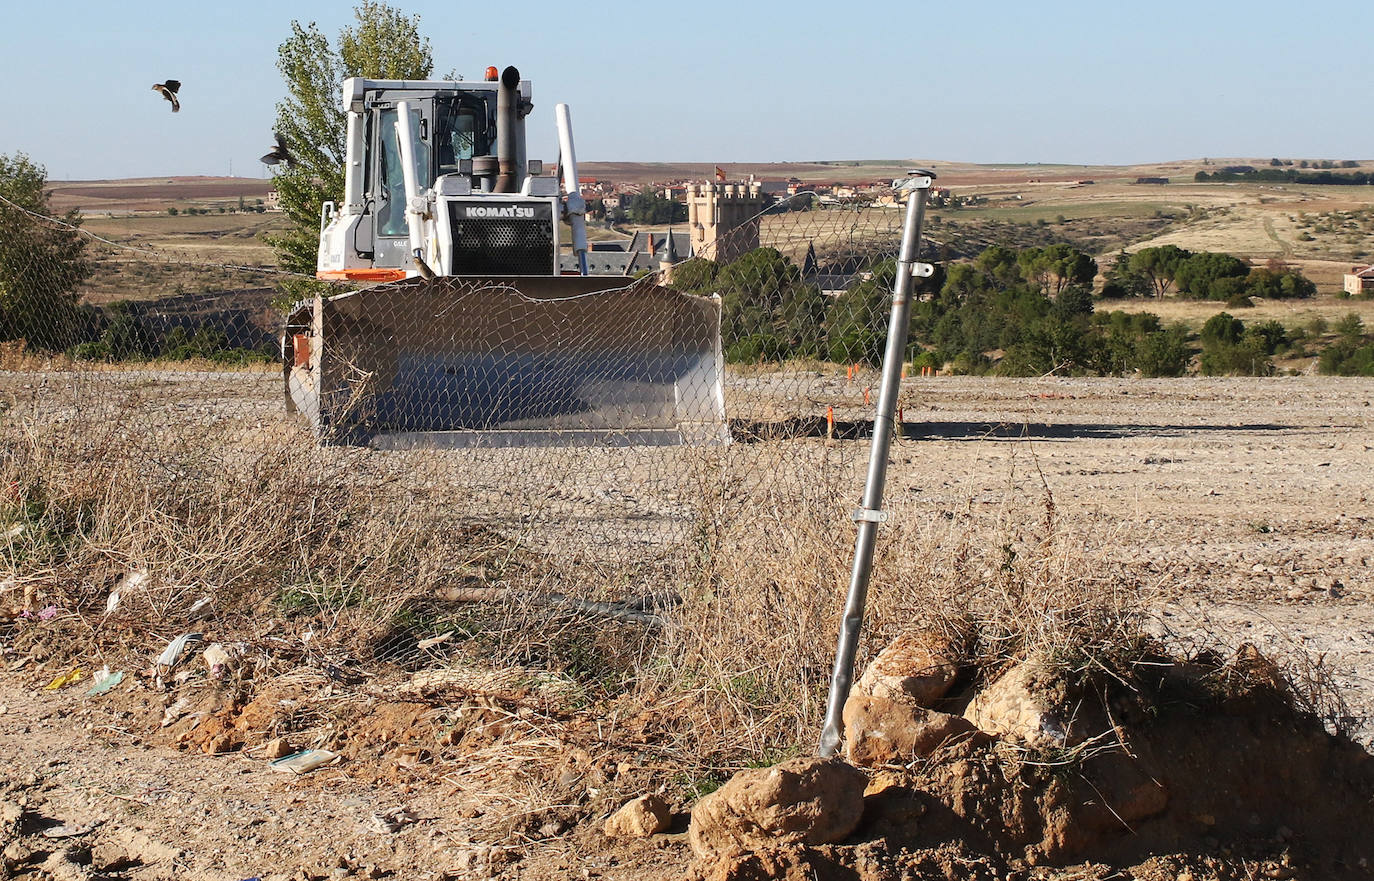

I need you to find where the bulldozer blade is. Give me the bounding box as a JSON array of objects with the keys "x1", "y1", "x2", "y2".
[{"x1": 283, "y1": 275, "x2": 727, "y2": 447}]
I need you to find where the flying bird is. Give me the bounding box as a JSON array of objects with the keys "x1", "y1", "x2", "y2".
[
  {"x1": 260, "y1": 132, "x2": 293, "y2": 167},
  {"x1": 152, "y1": 80, "x2": 181, "y2": 112}
]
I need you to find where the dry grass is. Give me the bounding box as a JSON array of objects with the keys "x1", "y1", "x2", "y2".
[
  {"x1": 1103, "y1": 291, "x2": 1374, "y2": 330},
  {"x1": 0, "y1": 374, "x2": 1160, "y2": 777}
]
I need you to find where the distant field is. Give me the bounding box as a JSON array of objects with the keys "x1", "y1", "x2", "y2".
[
  {"x1": 1105, "y1": 292, "x2": 1374, "y2": 332},
  {"x1": 46, "y1": 176, "x2": 274, "y2": 214},
  {"x1": 45, "y1": 159, "x2": 1374, "y2": 298}
]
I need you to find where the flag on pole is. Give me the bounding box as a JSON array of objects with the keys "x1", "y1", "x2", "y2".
[{"x1": 714, "y1": 166, "x2": 726, "y2": 182}]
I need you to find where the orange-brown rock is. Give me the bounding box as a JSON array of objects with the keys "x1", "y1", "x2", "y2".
[
  {"x1": 688, "y1": 757, "x2": 866, "y2": 860},
  {"x1": 842, "y1": 694, "x2": 978, "y2": 766},
  {"x1": 855, "y1": 631, "x2": 962, "y2": 708}
]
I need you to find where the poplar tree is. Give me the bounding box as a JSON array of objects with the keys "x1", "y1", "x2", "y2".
[{"x1": 266, "y1": 3, "x2": 435, "y2": 286}]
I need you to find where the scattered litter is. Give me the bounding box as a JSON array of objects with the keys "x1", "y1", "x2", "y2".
[
  {"x1": 104, "y1": 591, "x2": 120, "y2": 615},
  {"x1": 42, "y1": 822, "x2": 96, "y2": 839},
  {"x1": 86, "y1": 669, "x2": 124, "y2": 697},
  {"x1": 44, "y1": 668, "x2": 83, "y2": 690},
  {"x1": 417, "y1": 631, "x2": 453, "y2": 651},
  {"x1": 369, "y1": 806, "x2": 418, "y2": 834},
  {"x1": 160, "y1": 696, "x2": 192, "y2": 728},
  {"x1": 186, "y1": 596, "x2": 214, "y2": 620},
  {"x1": 202, "y1": 643, "x2": 231, "y2": 677},
  {"x1": 156, "y1": 632, "x2": 203, "y2": 668},
  {"x1": 37, "y1": 605, "x2": 58, "y2": 621},
  {"x1": 2, "y1": 523, "x2": 23, "y2": 540},
  {"x1": 270, "y1": 749, "x2": 340, "y2": 775}
]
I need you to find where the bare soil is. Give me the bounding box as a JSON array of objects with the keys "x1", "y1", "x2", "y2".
[{"x1": 3, "y1": 375, "x2": 1373, "y2": 879}]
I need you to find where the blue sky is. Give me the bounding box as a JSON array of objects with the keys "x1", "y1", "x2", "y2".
[{"x1": 4, "y1": 0, "x2": 1370, "y2": 180}]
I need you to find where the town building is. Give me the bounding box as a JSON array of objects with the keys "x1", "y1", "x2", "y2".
[{"x1": 1343, "y1": 265, "x2": 1374, "y2": 296}]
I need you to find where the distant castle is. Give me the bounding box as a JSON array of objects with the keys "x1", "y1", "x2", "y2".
[{"x1": 687, "y1": 181, "x2": 766, "y2": 264}]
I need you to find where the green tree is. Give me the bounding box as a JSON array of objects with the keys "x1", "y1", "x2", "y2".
[
  {"x1": 668, "y1": 257, "x2": 719, "y2": 293},
  {"x1": 0, "y1": 153, "x2": 91, "y2": 350},
  {"x1": 1243, "y1": 265, "x2": 1316, "y2": 300},
  {"x1": 1128, "y1": 245, "x2": 1191, "y2": 298},
  {"x1": 1099, "y1": 251, "x2": 1150, "y2": 299},
  {"x1": 716, "y1": 248, "x2": 805, "y2": 361},
  {"x1": 826, "y1": 261, "x2": 898, "y2": 366},
  {"x1": 625, "y1": 192, "x2": 687, "y2": 225},
  {"x1": 1017, "y1": 243, "x2": 1096, "y2": 295},
  {"x1": 267, "y1": 3, "x2": 435, "y2": 282},
  {"x1": 1173, "y1": 251, "x2": 1249, "y2": 299}
]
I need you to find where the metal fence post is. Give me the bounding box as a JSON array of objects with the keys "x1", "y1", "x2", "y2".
[{"x1": 818, "y1": 171, "x2": 935, "y2": 757}]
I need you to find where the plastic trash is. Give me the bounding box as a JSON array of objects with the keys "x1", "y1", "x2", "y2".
[
  {"x1": 37, "y1": 606, "x2": 58, "y2": 621},
  {"x1": 106, "y1": 570, "x2": 149, "y2": 616},
  {"x1": 86, "y1": 668, "x2": 124, "y2": 697},
  {"x1": 269, "y1": 749, "x2": 339, "y2": 775},
  {"x1": 44, "y1": 668, "x2": 83, "y2": 690},
  {"x1": 202, "y1": 643, "x2": 231, "y2": 678},
  {"x1": 42, "y1": 822, "x2": 96, "y2": 839},
  {"x1": 186, "y1": 596, "x2": 214, "y2": 620},
  {"x1": 160, "y1": 696, "x2": 191, "y2": 728},
  {"x1": 417, "y1": 631, "x2": 453, "y2": 651},
  {"x1": 156, "y1": 632, "x2": 203, "y2": 668}
]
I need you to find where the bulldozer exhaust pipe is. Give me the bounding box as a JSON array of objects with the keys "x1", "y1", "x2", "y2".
[{"x1": 495, "y1": 66, "x2": 520, "y2": 193}]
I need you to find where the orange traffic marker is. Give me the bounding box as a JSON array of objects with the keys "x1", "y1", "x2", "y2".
[
  {"x1": 826, "y1": 405, "x2": 835, "y2": 438},
  {"x1": 863, "y1": 387, "x2": 870, "y2": 406}
]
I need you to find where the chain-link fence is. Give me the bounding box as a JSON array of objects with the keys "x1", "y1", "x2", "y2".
[{"x1": 1, "y1": 183, "x2": 936, "y2": 755}]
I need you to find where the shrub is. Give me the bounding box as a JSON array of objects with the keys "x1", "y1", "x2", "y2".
[
  {"x1": 1201, "y1": 312, "x2": 1244, "y2": 346},
  {"x1": 1200, "y1": 340, "x2": 1273, "y2": 376},
  {"x1": 1335, "y1": 313, "x2": 1365, "y2": 337},
  {"x1": 1318, "y1": 340, "x2": 1374, "y2": 375}
]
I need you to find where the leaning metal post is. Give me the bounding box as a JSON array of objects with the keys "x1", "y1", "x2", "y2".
[{"x1": 818, "y1": 171, "x2": 935, "y2": 757}]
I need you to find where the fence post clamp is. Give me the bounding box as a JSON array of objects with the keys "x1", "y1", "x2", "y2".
[{"x1": 851, "y1": 507, "x2": 889, "y2": 524}]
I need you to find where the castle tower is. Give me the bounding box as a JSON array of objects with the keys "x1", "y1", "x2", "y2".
[
  {"x1": 658, "y1": 226, "x2": 680, "y2": 284},
  {"x1": 687, "y1": 180, "x2": 766, "y2": 263}
]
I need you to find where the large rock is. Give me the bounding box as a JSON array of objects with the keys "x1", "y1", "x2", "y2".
[
  {"x1": 604, "y1": 794, "x2": 671, "y2": 838},
  {"x1": 963, "y1": 660, "x2": 1075, "y2": 748},
  {"x1": 855, "y1": 630, "x2": 961, "y2": 707},
  {"x1": 843, "y1": 694, "x2": 978, "y2": 766},
  {"x1": 688, "y1": 757, "x2": 866, "y2": 860}
]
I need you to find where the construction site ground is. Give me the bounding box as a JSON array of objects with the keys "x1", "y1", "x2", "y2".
[{"x1": 2, "y1": 375, "x2": 1373, "y2": 880}]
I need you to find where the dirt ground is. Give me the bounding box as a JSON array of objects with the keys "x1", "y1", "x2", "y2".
[{"x1": 3, "y1": 375, "x2": 1373, "y2": 879}]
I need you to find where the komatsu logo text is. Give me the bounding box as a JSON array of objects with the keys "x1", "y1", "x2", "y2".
[{"x1": 461, "y1": 205, "x2": 537, "y2": 219}]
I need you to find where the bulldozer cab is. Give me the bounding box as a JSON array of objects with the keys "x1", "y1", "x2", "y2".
[{"x1": 327, "y1": 78, "x2": 530, "y2": 276}]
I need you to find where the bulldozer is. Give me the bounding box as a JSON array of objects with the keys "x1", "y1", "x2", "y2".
[{"x1": 283, "y1": 66, "x2": 726, "y2": 448}]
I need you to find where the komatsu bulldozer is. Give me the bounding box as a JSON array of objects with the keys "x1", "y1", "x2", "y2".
[{"x1": 283, "y1": 66, "x2": 725, "y2": 448}]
